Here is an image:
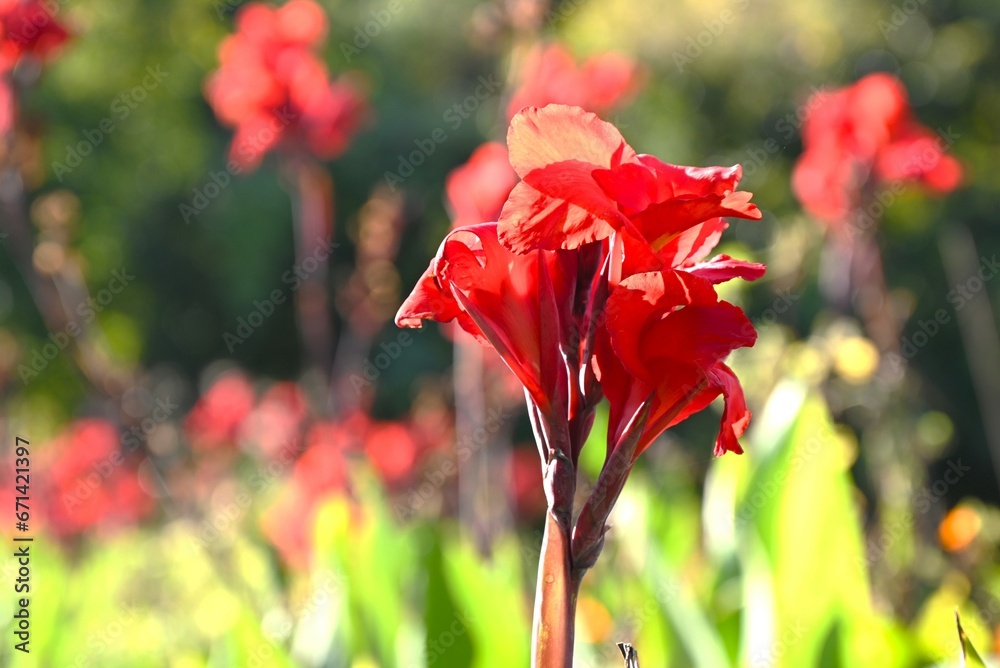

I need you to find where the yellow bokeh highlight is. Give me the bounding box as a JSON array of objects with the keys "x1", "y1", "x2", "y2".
[{"x1": 834, "y1": 336, "x2": 880, "y2": 384}]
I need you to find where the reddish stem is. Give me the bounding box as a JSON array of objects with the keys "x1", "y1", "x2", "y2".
[
  {"x1": 532, "y1": 508, "x2": 578, "y2": 668},
  {"x1": 287, "y1": 157, "x2": 335, "y2": 384},
  {"x1": 532, "y1": 445, "x2": 578, "y2": 668}
]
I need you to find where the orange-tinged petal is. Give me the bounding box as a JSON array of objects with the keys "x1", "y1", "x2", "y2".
[
  {"x1": 506, "y1": 104, "x2": 636, "y2": 178},
  {"x1": 498, "y1": 161, "x2": 629, "y2": 253}
]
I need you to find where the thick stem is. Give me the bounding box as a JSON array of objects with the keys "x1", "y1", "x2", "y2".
[{"x1": 532, "y1": 483, "x2": 578, "y2": 667}]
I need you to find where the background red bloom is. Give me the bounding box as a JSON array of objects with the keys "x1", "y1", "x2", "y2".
[
  {"x1": 185, "y1": 370, "x2": 256, "y2": 451},
  {"x1": 445, "y1": 141, "x2": 518, "y2": 228},
  {"x1": 40, "y1": 419, "x2": 154, "y2": 540},
  {"x1": 792, "y1": 72, "x2": 962, "y2": 226},
  {"x1": 0, "y1": 0, "x2": 69, "y2": 72},
  {"x1": 204, "y1": 0, "x2": 368, "y2": 170},
  {"x1": 507, "y1": 43, "x2": 639, "y2": 120}
]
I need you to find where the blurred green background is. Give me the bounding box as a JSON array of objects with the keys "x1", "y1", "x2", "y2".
[{"x1": 1, "y1": 0, "x2": 999, "y2": 665}]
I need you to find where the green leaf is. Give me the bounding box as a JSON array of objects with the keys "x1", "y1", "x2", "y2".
[
  {"x1": 423, "y1": 529, "x2": 475, "y2": 668},
  {"x1": 957, "y1": 610, "x2": 988, "y2": 668},
  {"x1": 441, "y1": 530, "x2": 531, "y2": 667},
  {"x1": 737, "y1": 381, "x2": 912, "y2": 668}
]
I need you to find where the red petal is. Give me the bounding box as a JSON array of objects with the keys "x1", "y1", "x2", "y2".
[
  {"x1": 707, "y1": 363, "x2": 751, "y2": 455},
  {"x1": 498, "y1": 161, "x2": 629, "y2": 253},
  {"x1": 506, "y1": 104, "x2": 636, "y2": 178},
  {"x1": 637, "y1": 157, "x2": 746, "y2": 199},
  {"x1": 394, "y1": 248, "x2": 484, "y2": 341},
  {"x1": 684, "y1": 254, "x2": 767, "y2": 284},
  {"x1": 630, "y1": 191, "x2": 761, "y2": 252},
  {"x1": 657, "y1": 218, "x2": 728, "y2": 266},
  {"x1": 431, "y1": 223, "x2": 575, "y2": 412}
]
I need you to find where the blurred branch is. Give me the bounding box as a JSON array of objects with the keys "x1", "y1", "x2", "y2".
[
  {"x1": 852, "y1": 233, "x2": 901, "y2": 355},
  {"x1": 1, "y1": 124, "x2": 128, "y2": 396},
  {"x1": 939, "y1": 225, "x2": 1000, "y2": 491},
  {"x1": 285, "y1": 156, "x2": 335, "y2": 390}
]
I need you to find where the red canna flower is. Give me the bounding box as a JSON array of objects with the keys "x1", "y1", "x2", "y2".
[
  {"x1": 792, "y1": 72, "x2": 962, "y2": 228},
  {"x1": 401, "y1": 104, "x2": 762, "y2": 455},
  {"x1": 397, "y1": 104, "x2": 763, "y2": 666},
  {"x1": 507, "y1": 43, "x2": 639, "y2": 120},
  {"x1": 0, "y1": 0, "x2": 70, "y2": 72},
  {"x1": 497, "y1": 106, "x2": 761, "y2": 266},
  {"x1": 204, "y1": 0, "x2": 367, "y2": 170}
]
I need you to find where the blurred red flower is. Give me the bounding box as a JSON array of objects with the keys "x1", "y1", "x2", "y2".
[
  {"x1": 0, "y1": 0, "x2": 69, "y2": 136},
  {"x1": 507, "y1": 43, "x2": 639, "y2": 120},
  {"x1": 185, "y1": 370, "x2": 255, "y2": 451},
  {"x1": 363, "y1": 421, "x2": 420, "y2": 486},
  {"x1": 41, "y1": 419, "x2": 154, "y2": 539},
  {"x1": 0, "y1": 0, "x2": 70, "y2": 72},
  {"x1": 204, "y1": 0, "x2": 367, "y2": 170},
  {"x1": 508, "y1": 446, "x2": 546, "y2": 519},
  {"x1": 0, "y1": 78, "x2": 12, "y2": 135},
  {"x1": 240, "y1": 381, "x2": 308, "y2": 458},
  {"x1": 399, "y1": 105, "x2": 762, "y2": 459},
  {"x1": 259, "y1": 417, "x2": 361, "y2": 568},
  {"x1": 444, "y1": 43, "x2": 641, "y2": 231},
  {"x1": 445, "y1": 142, "x2": 518, "y2": 228},
  {"x1": 792, "y1": 72, "x2": 962, "y2": 228}
]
